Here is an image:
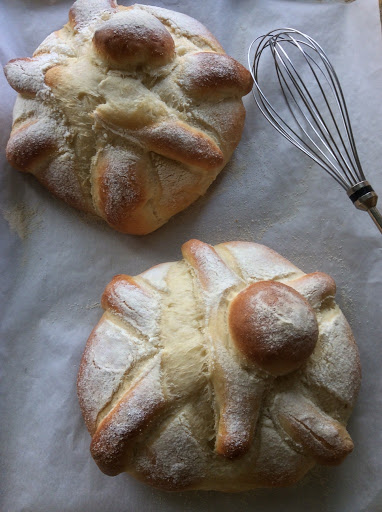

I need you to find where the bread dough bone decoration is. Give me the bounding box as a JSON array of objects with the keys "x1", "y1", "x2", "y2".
[
  {"x1": 4, "y1": 0, "x2": 252, "y2": 234},
  {"x1": 77, "y1": 240, "x2": 361, "y2": 491}
]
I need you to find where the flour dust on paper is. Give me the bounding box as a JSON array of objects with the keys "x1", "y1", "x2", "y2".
[{"x1": 1, "y1": 203, "x2": 41, "y2": 240}]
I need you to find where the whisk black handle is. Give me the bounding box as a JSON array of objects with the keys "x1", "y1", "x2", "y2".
[{"x1": 347, "y1": 181, "x2": 382, "y2": 234}]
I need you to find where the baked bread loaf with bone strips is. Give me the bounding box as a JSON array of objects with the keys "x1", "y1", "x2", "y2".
[
  {"x1": 77, "y1": 239, "x2": 361, "y2": 491},
  {"x1": 4, "y1": 0, "x2": 252, "y2": 234}
]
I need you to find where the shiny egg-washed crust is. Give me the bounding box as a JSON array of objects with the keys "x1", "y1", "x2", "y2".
[
  {"x1": 4, "y1": 0, "x2": 252, "y2": 235},
  {"x1": 77, "y1": 240, "x2": 361, "y2": 491}
]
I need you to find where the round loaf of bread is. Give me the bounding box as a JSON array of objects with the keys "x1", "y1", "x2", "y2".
[
  {"x1": 77, "y1": 239, "x2": 361, "y2": 491},
  {"x1": 4, "y1": 0, "x2": 252, "y2": 234}
]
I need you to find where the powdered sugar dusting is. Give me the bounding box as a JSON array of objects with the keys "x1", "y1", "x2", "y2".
[
  {"x1": 182, "y1": 240, "x2": 265, "y2": 460},
  {"x1": 4, "y1": 55, "x2": 55, "y2": 97},
  {"x1": 246, "y1": 285, "x2": 317, "y2": 351},
  {"x1": 287, "y1": 273, "x2": 336, "y2": 310},
  {"x1": 134, "y1": 407, "x2": 208, "y2": 490},
  {"x1": 304, "y1": 308, "x2": 361, "y2": 409},
  {"x1": 180, "y1": 52, "x2": 252, "y2": 99},
  {"x1": 34, "y1": 31, "x2": 77, "y2": 58},
  {"x1": 184, "y1": 240, "x2": 242, "y2": 300},
  {"x1": 7, "y1": 117, "x2": 60, "y2": 171},
  {"x1": 38, "y1": 152, "x2": 89, "y2": 211},
  {"x1": 137, "y1": 4, "x2": 224, "y2": 53},
  {"x1": 5, "y1": 0, "x2": 250, "y2": 234},
  {"x1": 109, "y1": 279, "x2": 160, "y2": 339},
  {"x1": 142, "y1": 121, "x2": 224, "y2": 171},
  {"x1": 78, "y1": 315, "x2": 156, "y2": 432},
  {"x1": 212, "y1": 342, "x2": 265, "y2": 459},
  {"x1": 101, "y1": 8, "x2": 170, "y2": 36},
  {"x1": 12, "y1": 96, "x2": 52, "y2": 128},
  {"x1": 98, "y1": 354, "x2": 163, "y2": 436},
  {"x1": 90, "y1": 354, "x2": 165, "y2": 471},
  {"x1": 70, "y1": 0, "x2": 117, "y2": 32},
  {"x1": 138, "y1": 262, "x2": 173, "y2": 292},
  {"x1": 78, "y1": 239, "x2": 360, "y2": 489},
  {"x1": 217, "y1": 241, "x2": 303, "y2": 282}
]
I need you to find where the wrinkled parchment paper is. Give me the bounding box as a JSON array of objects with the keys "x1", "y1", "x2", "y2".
[{"x1": 1, "y1": 1, "x2": 382, "y2": 511}]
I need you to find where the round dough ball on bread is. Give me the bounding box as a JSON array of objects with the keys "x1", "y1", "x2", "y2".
[
  {"x1": 93, "y1": 9, "x2": 176, "y2": 68},
  {"x1": 229, "y1": 281, "x2": 319, "y2": 376}
]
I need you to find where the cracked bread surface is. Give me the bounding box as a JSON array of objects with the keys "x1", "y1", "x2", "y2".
[
  {"x1": 77, "y1": 239, "x2": 361, "y2": 491},
  {"x1": 4, "y1": 0, "x2": 252, "y2": 234}
]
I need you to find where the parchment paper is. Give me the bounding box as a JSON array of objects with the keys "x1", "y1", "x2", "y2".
[{"x1": 1, "y1": 1, "x2": 382, "y2": 511}]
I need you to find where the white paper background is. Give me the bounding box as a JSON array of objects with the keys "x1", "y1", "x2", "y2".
[{"x1": 1, "y1": 0, "x2": 382, "y2": 511}]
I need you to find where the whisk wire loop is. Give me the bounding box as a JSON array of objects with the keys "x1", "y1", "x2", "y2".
[
  {"x1": 248, "y1": 28, "x2": 381, "y2": 234},
  {"x1": 274, "y1": 37, "x2": 360, "y2": 187},
  {"x1": 250, "y1": 30, "x2": 362, "y2": 188},
  {"x1": 273, "y1": 42, "x2": 343, "y2": 172},
  {"x1": 250, "y1": 34, "x2": 348, "y2": 187}
]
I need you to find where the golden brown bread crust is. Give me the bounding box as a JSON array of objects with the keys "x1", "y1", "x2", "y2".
[
  {"x1": 182, "y1": 240, "x2": 264, "y2": 461},
  {"x1": 43, "y1": 65, "x2": 65, "y2": 90},
  {"x1": 77, "y1": 240, "x2": 361, "y2": 490},
  {"x1": 181, "y1": 52, "x2": 254, "y2": 98},
  {"x1": 141, "y1": 121, "x2": 225, "y2": 171},
  {"x1": 6, "y1": 120, "x2": 57, "y2": 173},
  {"x1": 181, "y1": 238, "x2": 233, "y2": 289},
  {"x1": 214, "y1": 378, "x2": 265, "y2": 460},
  {"x1": 92, "y1": 149, "x2": 158, "y2": 235},
  {"x1": 5, "y1": 0, "x2": 253, "y2": 234},
  {"x1": 76, "y1": 322, "x2": 105, "y2": 434},
  {"x1": 90, "y1": 355, "x2": 166, "y2": 476},
  {"x1": 288, "y1": 271, "x2": 336, "y2": 307},
  {"x1": 101, "y1": 274, "x2": 145, "y2": 313},
  {"x1": 274, "y1": 392, "x2": 354, "y2": 465},
  {"x1": 69, "y1": 0, "x2": 117, "y2": 29},
  {"x1": 93, "y1": 9, "x2": 176, "y2": 68},
  {"x1": 35, "y1": 158, "x2": 91, "y2": 212},
  {"x1": 229, "y1": 281, "x2": 319, "y2": 376},
  {"x1": 4, "y1": 58, "x2": 43, "y2": 96},
  {"x1": 141, "y1": 4, "x2": 225, "y2": 53}
]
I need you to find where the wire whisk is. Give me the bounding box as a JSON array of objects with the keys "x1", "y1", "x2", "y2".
[{"x1": 248, "y1": 28, "x2": 382, "y2": 234}]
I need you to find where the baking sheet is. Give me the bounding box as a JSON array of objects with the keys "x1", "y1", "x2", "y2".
[{"x1": 1, "y1": 0, "x2": 382, "y2": 511}]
